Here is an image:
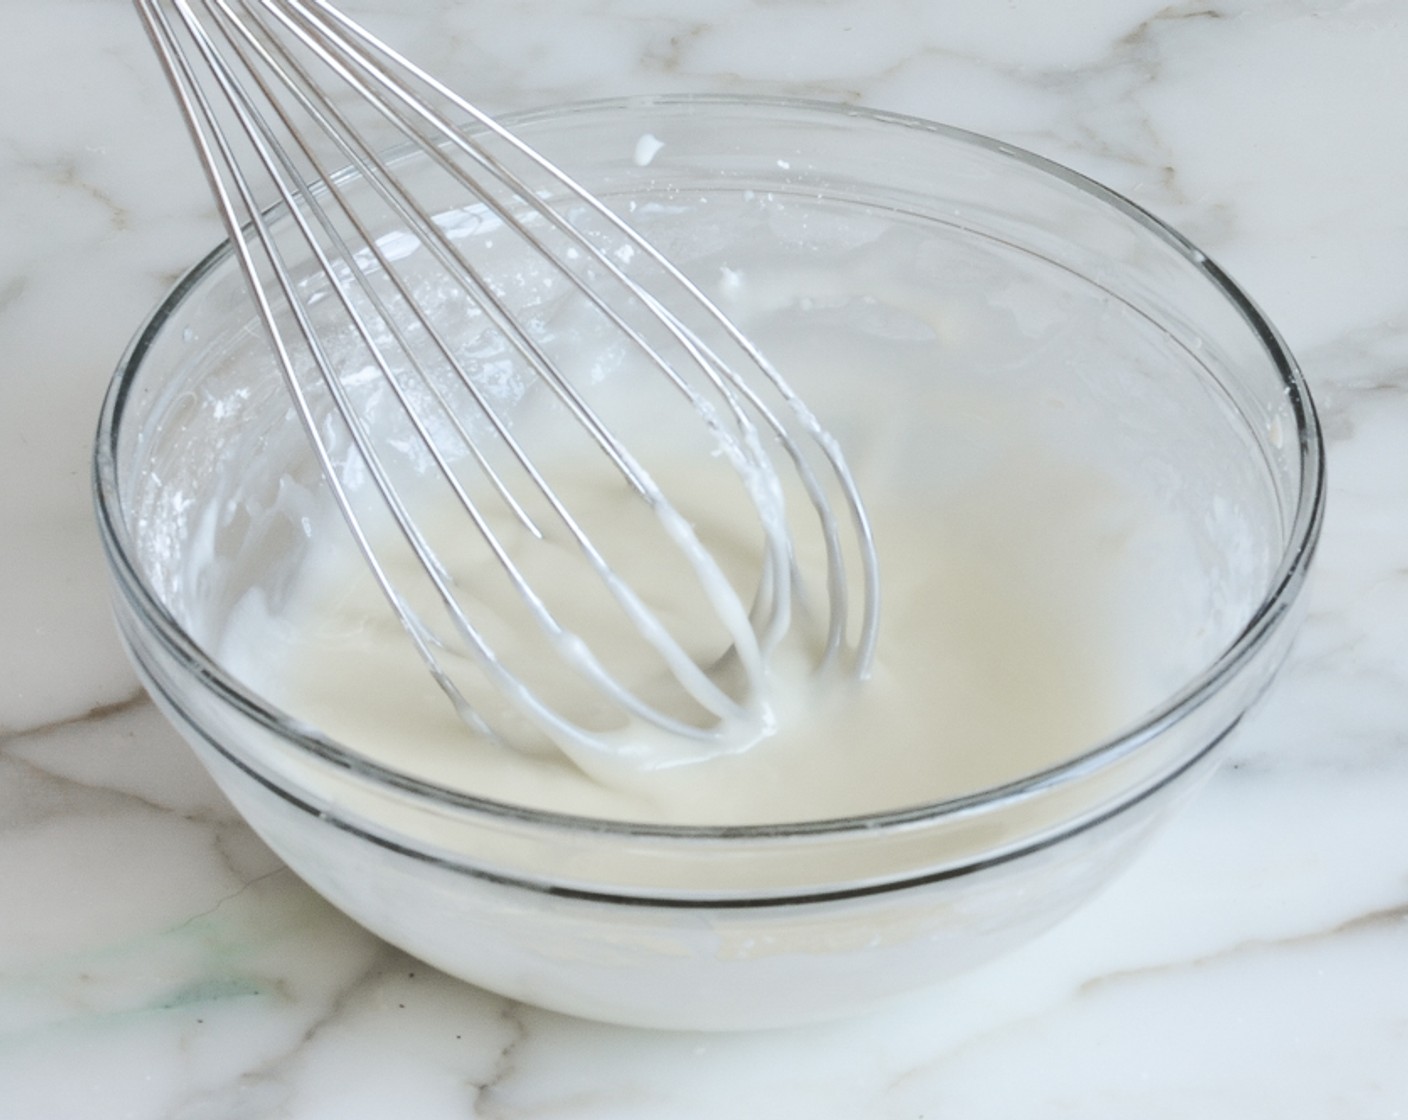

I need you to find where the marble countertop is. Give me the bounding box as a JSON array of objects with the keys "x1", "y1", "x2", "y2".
[{"x1": 3, "y1": 1, "x2": 1406, "y2": 1115}]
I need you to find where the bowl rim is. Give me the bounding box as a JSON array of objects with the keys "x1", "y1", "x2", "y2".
[{"x1": 93, "y1": 91, "x2": 1326, "y2": 843}]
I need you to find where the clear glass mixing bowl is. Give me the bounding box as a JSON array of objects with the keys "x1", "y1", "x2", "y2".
[{"x1": 94, "y1": 95, "x2": 1323, "y2": 1029}]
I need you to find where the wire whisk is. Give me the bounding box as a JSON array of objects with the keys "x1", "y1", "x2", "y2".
[{"x1": 136, "y1": 0, "x2": 879, "y2": 771}]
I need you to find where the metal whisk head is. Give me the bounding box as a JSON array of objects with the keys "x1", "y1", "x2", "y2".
[{"x1": 137, "y1": 0, "x2": 879, "y2": 771}]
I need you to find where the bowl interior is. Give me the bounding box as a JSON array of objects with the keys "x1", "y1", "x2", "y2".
[{"x1": 98, "y1": 95, "x2": 1321, "y2": 832}]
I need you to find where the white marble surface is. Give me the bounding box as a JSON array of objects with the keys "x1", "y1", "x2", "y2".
[{"x1": 2, "y1": 0, "x2": 1406, "y2": 1115}]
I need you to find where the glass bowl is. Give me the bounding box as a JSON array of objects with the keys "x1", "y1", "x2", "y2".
[{"x1": 93, "y1": 95, "x2": 1323, "y2": 1030}]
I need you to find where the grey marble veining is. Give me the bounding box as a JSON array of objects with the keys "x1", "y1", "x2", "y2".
[{"x1": 2, "y1": 0, "x2": 1406, "y2": 1115}]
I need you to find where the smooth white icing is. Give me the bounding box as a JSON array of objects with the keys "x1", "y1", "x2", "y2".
[{"x1": 216, "y1": 230, "x2": 1235, "y2": 824}]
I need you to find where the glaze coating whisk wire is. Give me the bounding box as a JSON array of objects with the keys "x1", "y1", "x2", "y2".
[{"x1": 135, "y1": 0, "x2": 879, "y2": 769}]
